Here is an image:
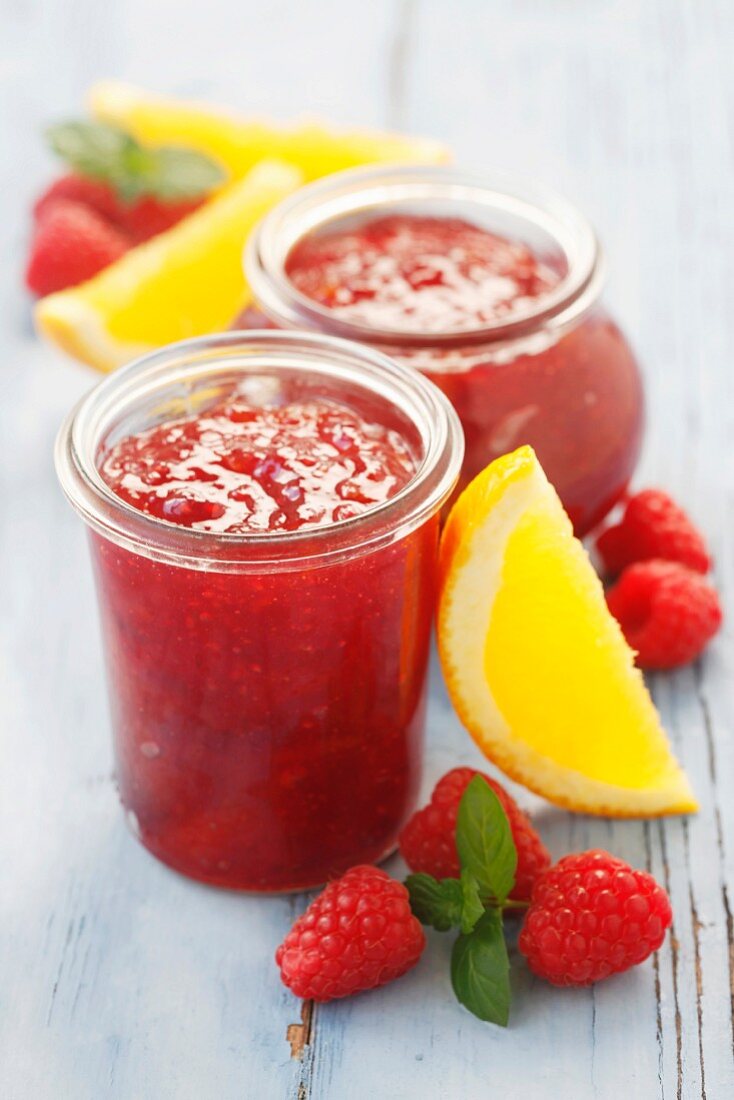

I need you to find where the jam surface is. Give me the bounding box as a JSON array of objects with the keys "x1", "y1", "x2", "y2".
[
  {"x1": 101, "y1": 391, "x2": 416, "y2": 533},
  {"x1": 286, "y1": 214, "x2": 561, "y2": 332},
  {"x1": 93, "y1": 386, "x2": 434, "y2": 891}
]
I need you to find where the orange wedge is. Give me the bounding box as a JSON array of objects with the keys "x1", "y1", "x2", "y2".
[
  {"x1": 35, "y1": 159, "x2": 301, "y2": 372},
  {"x1": 438, "y1": 446, "x2": 696, "y2": 817},
  {"x1": 88, "y1": 81, "x2": 450, "y2": 182}
]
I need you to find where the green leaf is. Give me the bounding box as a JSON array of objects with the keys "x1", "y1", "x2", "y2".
[
  {"x1": 406, "y1": 873, "x2": 464, "y2": 931},
  {"x1": 459, "y1": 869, "x2": 485, "y2": 934},
  {"x1": 47, "y1": 121, "x2": 137, "y2": 182},
  {"x1": 46, "y1": 120, "x2": 225, "y2": 203},
  {"x1": 151, "y1": 147, "x2": 226, "y2": 199},
  {"x1": 450, "y1": 909, "x2": 511, "y2": 1026},
  {"x1": 456, "y1": 775, "x2": 517, "y2": 905}
]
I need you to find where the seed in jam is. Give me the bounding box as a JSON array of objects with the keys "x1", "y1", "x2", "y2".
[{"x1": 100, "y1": 389, "x2": 417, "y2": 533}]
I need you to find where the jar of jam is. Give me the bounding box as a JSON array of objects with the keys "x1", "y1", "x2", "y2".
[
  {"x1": 55, "y1": 331, "x2": 462, "y2": 892},
  {"x1": 245, "y1": 167, "x2": 644, "y2": 534}
]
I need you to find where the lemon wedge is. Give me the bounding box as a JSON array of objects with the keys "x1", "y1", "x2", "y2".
[
  {"x1": 88, "y1": 81, "x2": 450, "y2": 181},
  {"x1": 35, "y1": 159, "x2": 301, "y2": 372},
  {"x1": 438, "y1": 446, "x2": 696, "y2": 817}
]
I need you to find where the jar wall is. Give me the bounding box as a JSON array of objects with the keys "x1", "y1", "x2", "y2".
[
  {"x1": 57, "y1": 331, "x2": 462, "y2": 893},
  {"x1": 418, "y1": 308, "x2": 644, "y2": 534},
  {"x1": 89, "y1": 516, "x2": 438, "y2": 892}
]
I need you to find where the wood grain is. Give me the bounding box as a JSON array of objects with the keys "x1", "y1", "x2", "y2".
[{"x1": 1, "y1": 1, "x2": 733, "y2": 1097}]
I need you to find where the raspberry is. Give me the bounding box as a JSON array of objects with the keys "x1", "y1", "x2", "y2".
[
  {"x1": 399, "y1": 767, "x2": 550, "y2": 901},
  {"x1": 607, "y1": 559, "x2": 722, "y2": 669},
  {"x1": 25, "y1": 200, "x2": 129, "y2": 296},
  {"x1": 33, "y1": 174, "x2": 122, "y2": 225},
  {"x1": 596, "y1": 488, "x2": 711, "y2": 576},
  {"x1": 33, "y1": 173, "x2": 203, "y2": 248},
  {"x1": 518, "y1": 850, "x2": 672, "y2": 986},
  {"x1": 276, "y1": 865, "x2": 425, "y2": 1002}
]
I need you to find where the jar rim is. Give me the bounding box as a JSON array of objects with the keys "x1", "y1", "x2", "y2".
[
  {"x1": 245, "y1": 165, "x2": 603, "y2": 349},
  {"x1": 55, "y1": 330, "x2": 464, "y2": 572}
]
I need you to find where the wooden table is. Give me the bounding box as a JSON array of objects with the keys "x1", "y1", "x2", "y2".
[{"x1": 3, "y1": 2, "x2": 733, "y2": 1096}]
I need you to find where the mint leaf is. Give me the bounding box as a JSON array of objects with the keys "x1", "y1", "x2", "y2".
[
  {"x1": 459, "y1": 869, "x2": 485, "y2": 934},
  {"x1": 456, "y1": 776, "x2": 517, "y2": 905},
  {"x1": 406, "y1": 869, "x2": 487, "y2": 934},
  {"x1": 46, "y1": 120, "x2": 225, "y2": 203},
  {"x1": 47, "y1": 121, "x2": 137, "y2": 181},
  {"x1": 406, "y1": 873, "x2": 463, "y2": 931},
  {"x1": 450, "y1": 909, "x2": 511, "y2": 1026},
  {"x1": 151, "y1": 147, "x2": 226, "y2": 199}
]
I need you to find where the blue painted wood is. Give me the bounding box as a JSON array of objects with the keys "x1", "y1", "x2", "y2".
[{"x1": 2, "y1": 1, "x2": 733, "y2": 1097}]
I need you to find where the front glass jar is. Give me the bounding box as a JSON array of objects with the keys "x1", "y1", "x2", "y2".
[
  {"x1": 56, "y1": 331, "x2": 463, "y2": 892},
  {"x1": 245, "y1": 167, "x2": 644, "y2": 535}
]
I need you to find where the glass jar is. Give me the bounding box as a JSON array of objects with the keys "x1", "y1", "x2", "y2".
[
  {"x1": 244, "y1": 166, "x2": 644, "y2": 534},
  {"x1": 56, "y1": 331, "x2": 463, "y2": 892}
]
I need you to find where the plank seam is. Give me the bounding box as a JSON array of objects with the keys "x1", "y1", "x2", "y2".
[
  {"x1": 693, "y1": 667, "x2": 734, "y2": 1065},
  {"x1": 683, "y1": 819, "x2": 707, "y2": 1100},
  {"x1": 287, "y1": 1000, "x2": 315, "y2": 1061},
  {"x1": 387, "y1": 0, "x2": 418, "y2": 131},
  {"x1": 659, "y1": 820, "x2": 684, "y2": 1100},
  {"x1": 645, "y1": 820, "x2": 666, "y2": 1100}
]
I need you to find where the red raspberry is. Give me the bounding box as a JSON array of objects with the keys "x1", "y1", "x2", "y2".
[
  {"x1": 33, "y1": 174, "x2": 123, "y2": 225},
  {"x1": 399, "y1": 767, "x2": 550, "y2": 901},
  {"x1": 275, "y1": 865, "x2": 425, "y2": 1002},
  {"x1": 25, "y1": 200, "x2": 129, "y2": 296},
  {"x1": 596, "y1": 488, "x2": 711, "y2": 575},
  {"x1": 518, "y1": 850, "x2": 672, "y2": 986},
  {"x1": 33, "y1": 173, "x2": 203, "y2": 247},
  {"x1": 607, "y1": 559, "x2": 722, "y2": 669}
]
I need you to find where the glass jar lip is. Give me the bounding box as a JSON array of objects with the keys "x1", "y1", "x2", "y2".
[
  {"x1": 245, "y1": 164, "x2": 604, "y2": 348},
  {"x1": 55, "y1": 330, "x2": 464, "y2": 572}
]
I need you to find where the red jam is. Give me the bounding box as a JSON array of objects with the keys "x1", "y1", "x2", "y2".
[
  {"x1": 93, "y1": 387, "x2": 436, "y2": 892},
  {"x1": 286, "y1": 214, "x2": 561, "y2": 332},
  {"x1": 283, "y1": 214, "x2": 643, "y2": 533},
  {"x1": 100, "y1": 393, "x2": 416, "y2": 533}
]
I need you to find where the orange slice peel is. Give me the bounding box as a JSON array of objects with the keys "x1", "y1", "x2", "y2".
[{"x1": 438, "y1": 446, "x2": 697, "y2": 817}]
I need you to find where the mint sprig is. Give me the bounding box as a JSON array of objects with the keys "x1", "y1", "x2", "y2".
[
  {"x1": 405, "y1": 868, "x2": 486, "y2": 934},
  {"x1": 405, "y1": 775, "x2": 523, "y2": 1027},
  {"x1": 46, "y1": 120, "x2": 225, "y2": 203}
]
